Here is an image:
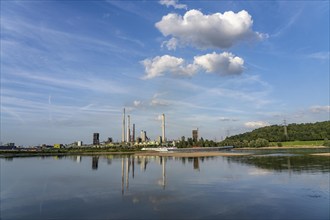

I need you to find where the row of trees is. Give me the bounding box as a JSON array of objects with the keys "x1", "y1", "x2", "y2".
[
  {"x1": 219, "y1": 138, "x2": 270, "y2": 148},
  {"x1": 176, "y1": 136, "x2": 219, "y2": 148}
]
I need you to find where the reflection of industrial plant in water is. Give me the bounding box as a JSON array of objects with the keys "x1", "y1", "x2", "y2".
[
  {"x1": 92, "y1": 156, "x2": 99, "y2": 170},
  {"x1": 193, "y1": 157, "x2": 200, "y2": 171},
  {"x1": 121, "y1": 156, "x2": 167, "y2": 195},
  {"x1": 121, "y1": 156, "x2": 132, "y2": 195},
  {"x1": 161, "y1": 157, "x2": 166, "y2": 189},
  {"x1": 181, "y1": 157, "x2": 202, "y2": 171},
  {"x1": 156, "y1": 157, "x2": 167, "y2": 189},
  {"x1": 121, "y1": 156, "x2": 135, "y2": 195},
  {"x1": 88, "y1": 155, "x2": 205, "y2": 195}
]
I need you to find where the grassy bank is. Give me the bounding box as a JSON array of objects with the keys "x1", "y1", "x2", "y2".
[{"x1": 270, "y1": 140, "x2": 324, "y2": 147}]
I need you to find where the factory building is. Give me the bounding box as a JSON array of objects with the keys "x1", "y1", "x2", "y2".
[
  {"x1": 140, "y1": 130, "x2": 147, "y2": 142},
  {"x1": 158, "y1": 136, "x2": 163, "y2": 144},
  {"x1": 93, "y1": 133, "x2": 100, "y2": 145},
  {"x1": 192, "y1": 129, "x2": 198, "y2": 142}
]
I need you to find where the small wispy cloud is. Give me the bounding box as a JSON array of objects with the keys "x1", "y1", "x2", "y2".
[
  {"x1": 310, "y1": 105, "x2": 330, "y2": 113},
  {"x1": 272, "y1": 8, "x2": 302, "y2": 38},
  {"x1": 207, "y1": 87, "x2": 271, "y2": 107},
  {"x1": 2, "y1": 94, "x2": 120, "y2": 126},
  {"x1": 8, "y1": 70, "x2": 129, "y2": 95},
  {"x1": 244, "y1": 121, "x2": 269, "y2": 128},
  {"x1": 307, "y1": 52, "x2": 330, "y2": 60},
  {"x1": 133, "y1": 100, "x2": 142, "y2": 107},
  {"x1": 150, "y1": 99, "x2": 169, "y2": 107},
  {"x1": 218, "y1": 117, "x2": 239, "y2": 122},
  {"x1": 159, "y1": 0, "x2": 187, "y2": 10}
]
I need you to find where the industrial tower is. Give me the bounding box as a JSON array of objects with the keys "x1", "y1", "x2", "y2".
[
  {"x1": 162, "y1": 113, "x2": 165, "y2": 143},
  {"x1": 127, "y1": 115, "x2": 131, "y2": 142},
  {"x1": 122, "y1": 108, "x2": 125, "y2": 142}
]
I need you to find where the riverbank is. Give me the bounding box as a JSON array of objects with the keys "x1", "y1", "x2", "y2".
[
  {"x1": 0, "y1": 151, "x2": 135, "y2": 158},
  {"x1": 0, "y1": 150, "x2": 249, "y2": 158},
  {"x1": 1, "y1": 146, "x2": 328, "y2": 158},
  {"x1": 310, "y1": 153, "x2": 330, "y2": 156},
  {"x1": 135, "y1": 151, "x2": 251, "y2": 157},
  {"x1": 239, "y1": 146, "x2": 327, "y2": 150}
]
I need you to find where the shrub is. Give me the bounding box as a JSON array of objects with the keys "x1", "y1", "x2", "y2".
[
  {"x1": 323, "y1": 140, "x2": 330, "y2": 147},
  {"x1": 277, "y1": 142, "x2": 283, "y2": 147},
  {"x1": 255, "y1": 138, "x2": 269, "y2": 148},
  {"x1": 248, "y1": 140, "x2": 256, "y2": 148}
]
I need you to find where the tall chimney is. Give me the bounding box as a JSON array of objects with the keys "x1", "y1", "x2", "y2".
[
  {"x1": 122, "y1": 108, "x2": 125, "y2": 142},
  {"x1": 132, "y1": 124, "x2": 135, "y2": 143},
  {"x1": 127, "y1": 115, "x2": 130, "y2": 142},
  {"x1": 162, "y1": 113, "x2": 165, "y2": 143}
]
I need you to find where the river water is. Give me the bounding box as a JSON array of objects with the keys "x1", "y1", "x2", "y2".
[{"x1": 1, "y1": 150, "x2": 329, "y2": 219}]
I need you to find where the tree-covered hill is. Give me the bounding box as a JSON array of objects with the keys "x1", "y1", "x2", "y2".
[{"x1": 220, "y1": 121, "x2": 330, "y2": 147}]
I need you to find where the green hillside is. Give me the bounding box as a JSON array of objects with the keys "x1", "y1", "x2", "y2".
[{"x1": 220, "y1": 121, "x2": 330, "y2": 148}]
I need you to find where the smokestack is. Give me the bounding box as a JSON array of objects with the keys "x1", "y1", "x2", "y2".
[
  {"x1": 127, "y1": 115, "x2": 130, "y2": 142},
  {"x1": 122, "y1": 108, "x2": 125, "y2": 142},
  {"x1": 132, "y1": 124, "x2": 135, "y2": 143},
  {"x1": 162, "y1": 113, "x2": 165, "y2": 143}
]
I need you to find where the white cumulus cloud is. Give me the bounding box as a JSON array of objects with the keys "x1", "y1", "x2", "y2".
[
  {"x1": 244, "y1": 121, "x2": 269, "y2": 128},
  {"x1": 156, "y1": 9, "x2": 265, "y2": 50},
  {"x1": 141, "y1": 55, "x2": 197, "y2": 79},
  {"x1": 194, "y1": 52, "x2": 244, "y2": 75},
  {"x1": 141, "y1": 52, "x2": 244, "y2": 79},
  {"x1": 159, "y1": 0, "x2": 187, "y2": 10}
]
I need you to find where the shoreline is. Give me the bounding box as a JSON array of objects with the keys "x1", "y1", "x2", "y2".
[
  {"x1": 310, "y1": 153, "x2": 330, "y2": 156},
  {"x1": 135, "y1": 151, "x2": 251, "y2": 157},
  {"x1": 238, "y1": 146, "x2": 327, "y2": 150},
  {"x1": 0, "y1": 146, "x2": 328, "y2": 158}
]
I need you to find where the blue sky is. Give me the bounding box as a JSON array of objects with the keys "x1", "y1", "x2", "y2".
[{"x1": 1, "y1": 0, "x2": 329, "y2": 146}]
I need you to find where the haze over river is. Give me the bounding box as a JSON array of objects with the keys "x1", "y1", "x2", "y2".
[{"x1": 1, "y1": 149, "x2": 329, "y2": 219}]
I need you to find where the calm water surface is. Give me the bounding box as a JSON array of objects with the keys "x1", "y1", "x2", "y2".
[{"x1": 1, "y1": 151, "x2": 329, "y2": 219}]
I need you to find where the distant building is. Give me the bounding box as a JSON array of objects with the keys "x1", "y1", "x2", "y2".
[
  {"x1": 106, "y1": 137, "x2": 113, "y2": 143},
  {"x1": 41, "y1": 144, "x2": 53, "y2": 149},
  {"x1": 158, "y1": 136, "x2": 163, "y2": 144},
  {"x1": 192, "y1": 129, "x2": 198, "y2": 142},
  {"x1": 140, "y1": 130, "x2": 147, "y2": 142},
  {"x1": 54, "y1": 144, "x2": 61, "y2": 149},
  {"x1": 77, "y1": 141, "x2": 83, "y2": 147},
  {"x1": 93, "y1": 133, "x2": 100, "y2": 145},
  {"x1": 0, "y1": 144, "x2": 16, "y2": 150}
]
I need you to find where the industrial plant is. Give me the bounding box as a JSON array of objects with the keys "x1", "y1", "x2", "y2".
[{"x1": 118, "y1": 108, "x2": 168, "y2": 147}]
